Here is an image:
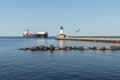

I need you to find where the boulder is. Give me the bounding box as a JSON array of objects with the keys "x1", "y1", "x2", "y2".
[
  {"x1": 105, "y1": 47, "x2": 112, "y2": 50},
  {"x1": 19, "y1": 48, "x2": 28, "y2": 50},
  {"x1": 82, "y1": 46, "x2": 89, "y2": 50},
  {"x1": 55, "y1": 47, "x2": 61, "y2": 50},
  {"x1": 77, "y1": 46, "x2": 89, "y2": 50},
  {"x1": 30, "y1": 47, "x2": 38, "y2": 51},
  {"x1": 69, "y1": 46, "x2": 73, "y2": 50},
  {"x1": 62, "y1": 46, "x2": 69, "y2": 50},
  {"x1": 100, "y1": 47, "x2": 106, "y2": 50},
  {"x1": 92, "y1": 46, "x2": 101, "y2": 50},
  {"x1": 50, "y1": 44, "x2": 54, "y2": 50},
  {"x1": 37, "y1": 45, "x2": 46, "y2": 50},
  {"x1": 73, "y1": 46, "x2": 78, "y2": 50},
  {"x1": 110, "y1": 46, "x2": 120, "y2": 50}
]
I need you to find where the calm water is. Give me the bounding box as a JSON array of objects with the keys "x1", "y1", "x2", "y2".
[{"x1": 0, "y1": 37, "x2": 120, "y2": 80}]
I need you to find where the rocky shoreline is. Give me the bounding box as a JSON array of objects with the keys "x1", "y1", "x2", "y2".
[{"x1": 19, "y1": 45, "x2": 120, "y2": 51}]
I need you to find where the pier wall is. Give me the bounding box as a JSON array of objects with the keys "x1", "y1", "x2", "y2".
[{"x1": 56, "y1": 37, "x2": 120, "y2": 43}]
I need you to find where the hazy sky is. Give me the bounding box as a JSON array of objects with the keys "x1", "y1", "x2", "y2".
[{"x1": 0, "y1": 0, "x2": 120, "y2": 36}]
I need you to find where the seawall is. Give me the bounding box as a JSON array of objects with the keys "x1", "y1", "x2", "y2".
[{"x1": 56, "y1": 37, "x2": 120, "y2": 43}]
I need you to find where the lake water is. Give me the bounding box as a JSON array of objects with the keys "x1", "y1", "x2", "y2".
[{"x1": 0, "y1": 37, "x2": 120, "y2": 80}]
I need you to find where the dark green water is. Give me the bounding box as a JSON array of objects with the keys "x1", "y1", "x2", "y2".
[{"x1": 0, "y1": 37, "x2": 120, "y2": 80}]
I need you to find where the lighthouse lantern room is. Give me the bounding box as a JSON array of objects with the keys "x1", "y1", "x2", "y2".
[{"x1": 60, "y1": 26, "x2": 63, "y2": 35}]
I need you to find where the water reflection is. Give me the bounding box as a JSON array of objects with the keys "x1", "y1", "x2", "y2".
[
  {"x1": 37, "y1": 39, "x2": 45, "y2": 45},
  {"x1": 23, "y1": 38, "x2": 49, "y2": 47},
  {"x1": 59, "y1": 40, "x2": 64, "y2": 48},
  {"x1": 24, "y1": 39, "x2": 32, "y2": 47}
]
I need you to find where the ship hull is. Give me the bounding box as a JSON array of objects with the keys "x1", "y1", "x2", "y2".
[
  {"x1": 36, "y1": 34, "x2": 48, "y2": 38},
  {"x1": 23, "y1": 34, "x2": 48, "y2": 38}
]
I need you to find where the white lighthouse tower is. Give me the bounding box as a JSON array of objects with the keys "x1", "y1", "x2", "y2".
[
  {"x1": 56, "y1": 26, "x2": 69, "y2": 39},
  {"x1": 60, "y1": 26, "x2": 63, "y2": 35}
]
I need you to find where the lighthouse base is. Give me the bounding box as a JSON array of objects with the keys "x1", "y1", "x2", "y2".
[{"x1": 55, "y1": 34, "x2": 69, "y2": 40}]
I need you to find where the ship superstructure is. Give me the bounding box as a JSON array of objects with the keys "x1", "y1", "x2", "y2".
[{"x1": 23, "y1": 29, "x2": 48, "y2": 38}]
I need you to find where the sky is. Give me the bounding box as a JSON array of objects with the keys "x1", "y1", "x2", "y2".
[{"x1": 0, "y1": 0, "x2": 120, "y2": 36}]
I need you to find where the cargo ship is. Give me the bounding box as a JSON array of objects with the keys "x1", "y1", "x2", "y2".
[{"x1": 23, "y1": 29, "x2": 48, "y2": 38}]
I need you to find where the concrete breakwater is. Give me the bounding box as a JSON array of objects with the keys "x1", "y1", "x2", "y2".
[
  {"x1": 56, "y1": 37, "x2": 120, "y2": 43},
  {"x1": 19, "y1": 45, "x2": 120, "y2": 51}
]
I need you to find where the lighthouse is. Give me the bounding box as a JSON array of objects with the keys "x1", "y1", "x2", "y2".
[
  {"x1": 60, "y1": 26, "x2": 63, "y2": 35},
  {"x1": 55, "y1": 26, "x2": 69, "y2": 39}
]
